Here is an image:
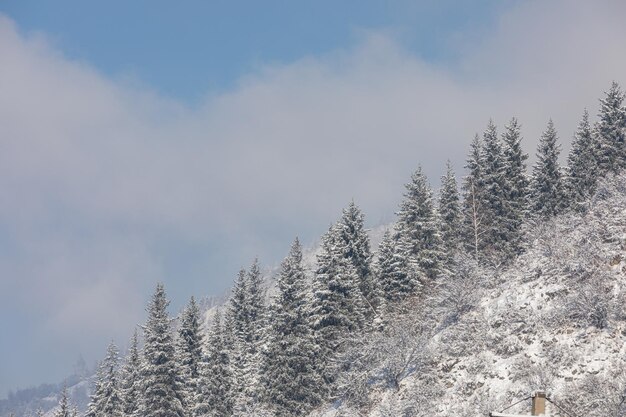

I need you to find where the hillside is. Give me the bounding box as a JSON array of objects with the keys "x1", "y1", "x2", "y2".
[
  {"x1": 315, "y1": 174, "x2": 626, "y2": 417},
  {"x1": 7, "y1": 178, "x2": 626, "y2": 417}
]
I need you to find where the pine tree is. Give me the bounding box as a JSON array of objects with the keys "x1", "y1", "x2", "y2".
[
  {"x1": 54, "y1": 387, "x2": 71, "y2": 417},
  {"x1": 261, "y1": 239, "x2": 324, "y2": 416},
  {"x1": 531, "y1": 120, "x2": 565, "y2": 218},
  {"x1": 376, "y1": 229, "x2": 416, "y2": 302},
  {"x1": 100, "y1": 342, "x2": 124, "y2": 417},
  {"x1": 87, "y1": 342, "x2": 123, "y2": 417},
  {"x1": 566, "y1": 110, "x2": 599, "y2": 210},
  {"x1": 311, "y1": 225, "x2": 366, "y2": 345},
  {"x1": 243, "y1": 259, "x2": 267, "y2": 404},
  {"x1": 480, "y1": 120, "x2": 510, "y2": 258},
  {"x1": 86, "y1": 362, "x2": 105, "y2": 417},
  {"x1": 196, "y1": 309, "x2": 234, "y2": 417},
  {"x1": 120, "y1": 330, "x2": 141, "y2": 417},
  {"x1": 225, "y1": 269, "x2": 248, "y2": 409},
  {"x1": 395, "y1": 166, "x2": 443, "y2": 279},
  {"x1": 335, "y1": 201, "x2": 381, "y2": 316},
  {"x1": 462, "y1": 134, "x2": 486, "y2": 258},
  {"x1": 176, "y1": 297, "x2": 204, "y2": 415},
  {"x1": 438, "y1": 161, "x2": 461, "y2": 265},
  {"x1": 226, "y1": 261, "x2": 267, "y2": 411},
  {"x1": 596, "y1": 81, "x2": 626, "y2": 173},
  {"x1": 501, "y1": 117, "x2": 529, "y2": 256},
  {"x1": 141, "y1": 283, "x2": 186, "y2": 417}
]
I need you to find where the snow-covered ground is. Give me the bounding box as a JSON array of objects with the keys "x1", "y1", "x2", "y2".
[{"x1": 315, "y1": 175, "x2": 626, "y2": 416}]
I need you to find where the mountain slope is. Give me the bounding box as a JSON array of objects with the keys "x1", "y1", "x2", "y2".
[{"x1": 317, "y1": 174, "x2": 626, "y2": 417}]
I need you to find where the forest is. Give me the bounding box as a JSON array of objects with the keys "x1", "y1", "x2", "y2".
[{"x1": 33, "y1": 82, "x2": 626, "y2": 417}]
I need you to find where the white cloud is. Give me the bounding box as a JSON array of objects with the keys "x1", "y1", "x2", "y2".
[{"x1": 1, "y1": 0, "x2": 626, "y2": 392}]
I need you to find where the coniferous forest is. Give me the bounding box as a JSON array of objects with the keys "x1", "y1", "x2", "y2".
[{"x1": 39, "y1": 82, "x2": 626, "y2": 416}]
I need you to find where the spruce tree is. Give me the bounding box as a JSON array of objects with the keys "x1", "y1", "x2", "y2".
[
  {"x1": 87, "y1": 342, "x2": 123, "y2": 417},
  {"x1": 243, "y1": 259, "x2": 267, "y2": 403},
  {"x1": 226, "y1": 261, "x2": 267, "y2": 410},
  {"x1": 395, "y1": 166, "x2": 443, "y2": 279},
  {"x1": 226, "y1": 269, "x2": 248, "y2": 409},
  {"x1": 120, "y1": 330, "x2": 141, "y2": 417},
  {"x1": 54, "y1": 387, "x2": 72, "y2": 417},
  {"x1": 566, "y1": 110, "x2": 598, "y2": 210},
  {"x1": 596, "y1": 81, "x2": 626, "y2": 173},
  {"x1": 311, "y1": 225, "x2": 366, "y2": 343},
  {"x1": 86, "y1": 363, "x2": 105, "y2": 417},
  {"x1": 336, "y1": 201, "x2": 381, "y2": 315},
  {"x1": 141, "y1": 283, "x2": 186, "y2": 417},
  {"x1": 480, "y1": 120, "x2": 510, "y2": 258},
  {"x1": 261, "y1": 239, "x2": 324, "y2": 416},
  {"x1": 531, "y1": 120, "x2": 565, "y2": 218},
  {"x1": 376, "y1": 229, "x2": 416, "y2": 302},
  {"x1": 501, "y1": 117, "x2": 529, "y2": 255},
  {"x1": 176, "y1": 297, "x2": 203, "y2": 415},
  {"x1": 438, "y1": 161, "x2": 461, "y2": 265},
  {"x1": 197, "y1": 309, "x2": 234, "y2": 417},
  {"x1": 462, "y1": 134, "x2": 486, "y2": 258},
  {"x1": 100, "y1": 342, "x2": 124, "y2": 417}
]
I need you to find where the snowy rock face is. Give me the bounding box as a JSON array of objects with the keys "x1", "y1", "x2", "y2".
[{"x1": 316, "y1": 175, "x2": 626, "y2": 417}]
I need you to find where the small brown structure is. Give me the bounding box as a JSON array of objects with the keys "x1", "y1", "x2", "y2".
[
  {"x1": 531, "y1": 391, "x2": 546, "y2": 416},
  {"x1": 490, "y1": 391, "x2": 549, "y2": 416}
]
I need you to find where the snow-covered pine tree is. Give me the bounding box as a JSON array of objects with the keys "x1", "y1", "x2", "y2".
[
  {"x1": 176, "y1": 297, "x2": 203, "y2": 416},
  {"x1": 54, "y1": 387, "x2": 71, "y2": 417},
  {"x1": 261, "y1": 239, "x2": 324, "y2": 416},
  {"x1": 395, "y1": 166, "x2": 443, "y2": 280},
  {"x1": 566, "y1": 110, "x2": 599, "y2": 211},
  {"x1": 462, "y1": 134, "x2": 486, "y2": 258},
  {"x1": 312, "y1": 224, "x2": 366, "y2": 339},
  {"x1": 376, "y1": 229, "x2": 417, "y2": 303},
  {"x1": 336, "y1": 201, "x2": 381, "y2": 316},
  {"x1": 438, "y1": 161, "x2": 461, "y2": 266},
  {"x1": 227, "y1": 261, "x2": 269, "y2": 411},
  {"x1": 196, "y1": 309, "x2": 234, "y2": 417},
  {"x1": 243, "y1": 259, "x2": 267, "y2": 404},
  {"x1": 141, "y1": 283, "x2": 186, "y2": 417},
  {"x1": 501, "y1": 117, "x2": 529, "y2": 256},
  {"x1": 596, "y1": 81, "x2": 626, "y2": 174},
  {"x1": 531, "y1": 120, "x2": 566, "y2": 218},
  {"x1": 480, "y1": 120, "x2": 510, "y2": 259},
  {"x1": 226, "y1": 268, "x2": 248, "y2": 409},
  {"x1": 100, "y1": 342, "x2": 124, "y2": 417},
  {"x1": 120, "y1": 330, "x2": 141, "y2": 417},
  {"x1": 86, "y1": 362, "x2": 104, "y2": 417},
  {"x1": 87, "y1": 342, "x2": 123, "y2": 417}
]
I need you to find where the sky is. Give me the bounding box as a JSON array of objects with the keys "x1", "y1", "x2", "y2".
[{"x1": 1, "y1": 0, "x2": 626, "y2": 398}]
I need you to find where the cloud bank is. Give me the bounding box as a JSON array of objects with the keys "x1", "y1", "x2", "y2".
[{"x1": 1, "y1": 0, "x2": 626, "y2": 394}]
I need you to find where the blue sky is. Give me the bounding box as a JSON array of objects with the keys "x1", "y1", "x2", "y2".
[
  {"x1": 2, "y1": 1, "x2": 506, "y2": 101},
  {"x1": 1, "y1": 0, "x2": 625, "y2": 400}
]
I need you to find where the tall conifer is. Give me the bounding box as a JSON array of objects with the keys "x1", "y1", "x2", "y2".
[
  {"x1": 502, "y1": 117, "x2": 529, "y2": 255},
  {"x1": 531, "y1": 120, "x2": 565, "y2": 218},
  {"x1": 120, "y1": 331, "x2": 141, "y2": 417},
  {"x1": 261, "y1": 239, "x2": 324, "y2": 416},
  {"x1": 142, "y1": 284, "x2": 186, "y2": 417},
  {"x1": 395, "y1": 166, "x2": 443, "y2": 279},
  {"x1": 596, "y1": 81, "x2": 626, "y2": 173},
  {"x1": 566, "y1": 110, "x2": 598, "y2": 210},
  {"x1": 438, "y1": 161, "x2": 461, "y2": 265}
]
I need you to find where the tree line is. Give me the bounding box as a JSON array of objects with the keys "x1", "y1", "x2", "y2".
[{"x1": 50, "y1": 82, "x2": 626, "y2": 417}]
